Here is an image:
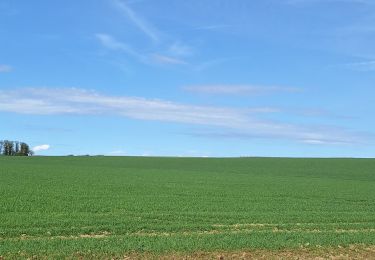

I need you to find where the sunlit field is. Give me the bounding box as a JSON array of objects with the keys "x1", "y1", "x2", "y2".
[{"x1": 1, "y1": 156, "x2": 375, "y2": 258}]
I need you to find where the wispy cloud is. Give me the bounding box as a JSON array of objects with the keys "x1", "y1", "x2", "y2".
[
  {"x1": 107, "y1": 150, "x2": 126, "y2": 156},
  {"x1": 95, "y1": 33, "x2": 129, "y2": 51},
  {"x1": 103, "y1": 1, "x2": 193, "y2": 67},
  {"x1": 0, "y1": 64, "x2": 12, "y2": 73},
  {"x1": 95, "y1": 33, "x2": 144, "y2": 60},
  {"x1": 194, "y1": 24, "x2": 231, "y2": 31},
  {"x1": 184, "y1": 85, "x2": 302, "y2": 95},
  {"x1": 167, "y1": 42, "x2": 193, "y2": 57},
  {"x1": 33, "y1": 144, "x2": 50, "y2": 152},
  {"x1": 187, "y1": 127, "x2": 364, "y2": 145},
  {"x1": 96, "y1": 33, "x2": 187, "y2": 66},
  {"x1": 193, "y1": 58, "x2": 236, "y2": 72},
  {"x1": 302, "y1": 139, "x2": 328, "y2": 145},
  {"x1": 0, "y1": 88, "x2": 258, "y2": 125},
  {"x1": 343, "y1": 60, "x2": 375, "y2": 71},
  {"x1": 112, "y1": 0, "x2": 160, "y2": 43},
  {"x1": 293, "y1": 108, "x2": 356, "y2": 120},
  {"x1": 152, "y1": 54, "x2": 187, "y2": 65},
  {"x1": 0, "y1": 87, "x2": 366, "y2": 145}
]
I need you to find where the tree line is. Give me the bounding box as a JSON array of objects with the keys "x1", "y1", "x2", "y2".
[{"x1": 0, "y1": 140, "x2": 34, "y2": 156}]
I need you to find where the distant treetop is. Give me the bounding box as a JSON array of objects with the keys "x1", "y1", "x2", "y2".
[{"x1": 0, "y1": 140, "x2": 34, "y2": 156}]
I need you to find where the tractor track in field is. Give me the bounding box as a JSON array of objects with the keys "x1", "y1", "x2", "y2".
[
  {"x1": 2, "y1": 225, "x2": 375, "y2": 241},
  {"x1": 2, "y1": 246, "x2": 375, "y2": 259},
  {"x1": 119, "y1": 246, "x2": 375, "y2": 260}
]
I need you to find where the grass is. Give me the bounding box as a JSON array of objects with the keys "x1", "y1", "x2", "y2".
[{"x1": 0, "y1": 156, "x2": 375, "y2": 258}]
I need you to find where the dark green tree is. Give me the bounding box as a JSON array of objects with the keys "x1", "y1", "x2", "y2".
[
  {"x1": 15, "y1": 141, "x2": 20, "y2": 155},
  {"x1": 1, "y1": 140, "x2": 33, "y2": 156},
  {"x1": 3, "y1": 140, "x2": 14, "y2": 156},
  {"x1": 19, "y1": 142, "x2": 31, "y2": 156}
]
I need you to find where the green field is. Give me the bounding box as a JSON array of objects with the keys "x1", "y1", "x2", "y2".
[{"x1": 1, "y1": 156, "x2": 375, "y2": 258}]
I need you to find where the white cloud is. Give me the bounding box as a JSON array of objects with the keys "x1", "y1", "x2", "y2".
[
  {"x1": 33, "y1": 144, "x2": 50, "y2": 152},
  {"x1": 0, "y1": 87, "x2": 365, "y2": 145},
  {"x1": 184, "y1": 85, "x2": 302, "y2": 95},
  {"x1": 0, "y1": 88, "x2": 249, "y2": 125},
  {"x1": 0, "y1": 64, "x2": 12, "y2": 73},
  {"x1": 112, "y1": 0, "x2": 160, "y2": 43}
]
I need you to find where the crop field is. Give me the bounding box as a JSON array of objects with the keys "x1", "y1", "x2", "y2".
[{"x1": 0, "y1": 156, "x2": 375, "y2": 258}]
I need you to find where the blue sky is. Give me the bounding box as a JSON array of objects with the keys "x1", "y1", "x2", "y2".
[{"x1": 1, "y1": 0, "x2": 374, "y2": 157}]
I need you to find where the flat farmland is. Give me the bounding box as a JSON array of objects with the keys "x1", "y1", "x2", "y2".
[{"x1": 0, "y1": 156, "x2": 375, "y2": 258}]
